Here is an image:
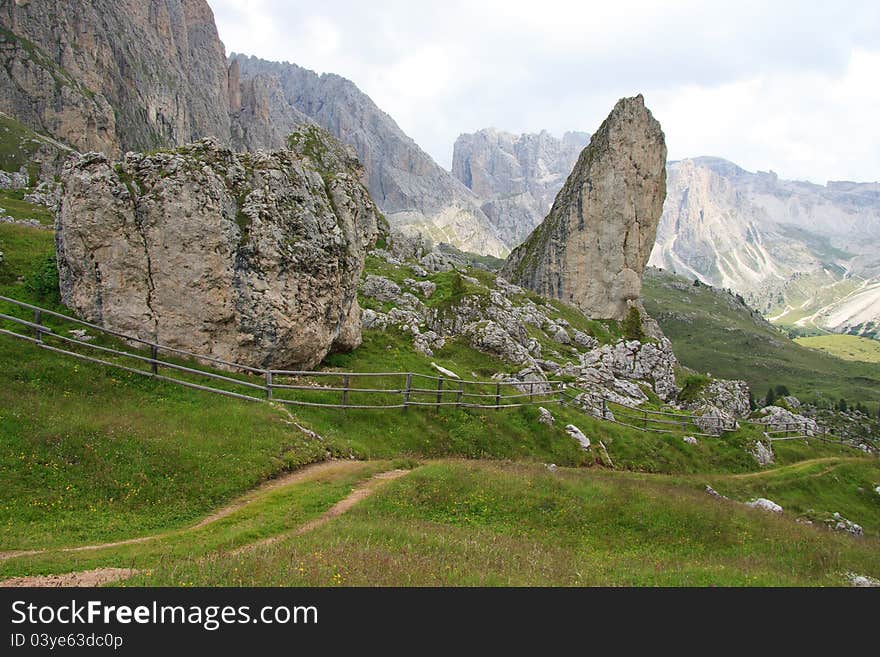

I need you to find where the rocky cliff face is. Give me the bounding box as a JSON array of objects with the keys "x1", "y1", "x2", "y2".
[
  {"x1": 452, "y1": 129, "x2": 590, "y2": 246},
  {"x1": 503, "y1": 95, "x2": 667, "y2": 320},
  {"x1": 228, "y1": 54, "x2": 509, "y2": 257},
  {"x1": 0, "y1": 0, "x2": 231, "y2": 157},
  {"x1": 650, "y1": 157, "x2": 880, "y2": 337},
  {"x1": 56, "y1": 126, "x2": 378, "y2": 369}
]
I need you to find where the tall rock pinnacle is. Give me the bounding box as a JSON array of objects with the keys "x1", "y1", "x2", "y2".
[{"x1": 502, "y1": 95, "x2": 667, "y2": 320}]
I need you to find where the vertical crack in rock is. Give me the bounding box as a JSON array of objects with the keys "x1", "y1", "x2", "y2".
[{"x1": 56, "y1": 125, "x2": 378, "y2": 369}]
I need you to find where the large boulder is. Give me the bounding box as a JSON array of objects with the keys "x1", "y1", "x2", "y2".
[
  {"x1": 56, "y1": 128, "x2": 379, "y2": 369},
  {"x1": 502, "y1": 95, "x2": 667, "y2": 320}
]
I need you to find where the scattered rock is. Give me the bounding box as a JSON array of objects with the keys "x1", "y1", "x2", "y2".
[
  {"x1": 756, "y1": 406, "x2": 819, "y2": 436},
  {"x1": 746, "y1": 498, "x2": 783, "y2": 513},
  {"x1": 831, "y1": 512, "x2": 863, "y2": 537},
  {"x1": 683, "y1": 435, "x2": 698, "y2": 445},
  {"x1": 846, "y1": 572, "x2": 880, "y2": 587},
  {"x1": 750, "y1": 439, "x2": 775, "y2": 466},
  {"x1": 693, "y1": 405, "x2": 735, "y2": 435},
  {"x1": 545, "y1": 463, "x2": 558, "y2": 473},
  {"x1": 538, "y1": 407, "x2": 555, "y2": 425},
  {"x1": 413, "y1": 331, "x2": 445, "y2": 357},
  {"x1": 68, "y1": 328, "x2": 94, "y2": 342},
  {"x1": 781, "y1": 395, "x2": 802, "y2": 409},
  {"x1": 361, "y1": 275, "x2": 402, "y2": 302},
  {"x1": 430, "y1": 362, "x2": 460, "y2": 379},
  {"x1": 564, "y1": 424, "x2": 591, "y2": 450},
  {"x1": 685, "y1": 379, "x2": 751, "y2": 418},
  {"x1": 705, "y1": 485, "x2": 727, "y2": 500},
  {"x1": 404, "y1": 278, "x2": 436, "y2": 298}
]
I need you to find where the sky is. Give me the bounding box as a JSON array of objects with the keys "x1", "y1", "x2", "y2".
[{"x1": 211, "y1": 0, "x2": 880, "y2": 184}]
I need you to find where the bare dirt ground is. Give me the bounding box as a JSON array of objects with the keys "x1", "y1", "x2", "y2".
[{"x1": 0, "y1": 568, "x2": 138, "y2": 587}]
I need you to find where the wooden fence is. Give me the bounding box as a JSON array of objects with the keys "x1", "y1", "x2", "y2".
[
  {"x1": 560, "y1": 388, "x2": 737, "y2": 437},
  {"x1": 0, "y1": 294, "x2": 873, "y2": 451},
  {"x1": 0, "y1": 295, "x2": 565, "y2": 411}
]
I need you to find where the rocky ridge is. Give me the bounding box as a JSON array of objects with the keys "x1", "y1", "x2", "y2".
[{"x1": 452, "y1": 129, "x2": 590, "y2": 246}]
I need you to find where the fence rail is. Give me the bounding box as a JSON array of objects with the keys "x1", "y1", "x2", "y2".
[
  {"x1": 0, "y1": 295, "x2": 565, "y2": 412},
  {"x1": 0, "y1": 294, "x2": 873, "y2": 452}
]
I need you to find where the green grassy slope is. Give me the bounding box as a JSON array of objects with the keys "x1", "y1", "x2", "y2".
[
  {"x1": 1, "y1": 224, "x2": 877, "y2": 586},
  {"x1": 642, "y1": 268, "x2": 880, "y2": 409},
  {"x1": 128, "y1": 461, "x2": 880, "y2": 586},
  {"x1": 795, "y1": 334, "x2": 880, "y2": 364}
]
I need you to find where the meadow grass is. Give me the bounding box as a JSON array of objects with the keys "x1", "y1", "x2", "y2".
[
  {"x1": 129, "y1": 460, "x2": 880, "y2": 586},
  {"x1": 795, "y1": 334, "x2": 880, "y2": 364}
]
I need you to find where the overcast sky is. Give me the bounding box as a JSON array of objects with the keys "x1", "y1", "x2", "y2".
[{"x1": 211, "y1": 0, "x2": 879, "y2": 184}]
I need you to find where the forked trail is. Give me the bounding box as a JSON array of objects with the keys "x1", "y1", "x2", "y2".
[{"x1": 0, "y1": 461, "x2": 412, "y2": 586}]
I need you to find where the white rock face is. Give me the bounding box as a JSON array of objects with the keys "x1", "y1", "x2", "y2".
[
  {"x1": 564, "y1": 424, "x2": 591, "y2": 450},
  {"x1": 503, "y1": 95, "x2": 667, "y2": 320},
  {"x1": 746, "y1": 498, "x2": 783, "y2": 513},
  {"x1": 56, "y1": 129, "x2": 378, "y2": 369},
  {"x1": 452, "y1": 128, "x2": 590, "y2": 246},
  {"x1": 649, "y1": 157, "x2": 880, "y2": 337}
]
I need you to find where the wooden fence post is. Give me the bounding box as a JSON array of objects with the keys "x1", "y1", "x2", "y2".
[
  {"x1": 265, "y1": 370, "x2": 273, "y2": 401},
  {"x1": 456, "y1": 380, "x2": 464, "y2": 409},
  {"x1": 529, "y1": 382, "x2": 534, "y2": 403},
  {"x1": 436, "y1": 377, "x2": 444, "y2": 409},
  {"x1": 602, "y1": 398, "x2": 608, "y2": 420},
  {"x1": 644, "y1": 410, "x2": 648, "y2": 430},
  {"x1": 403, "y1": 373, "x2": 412, "y2": 410},
  {"x1": 342, "y1": 374, "x2": 350, "y2": 408},
  {"x1": 495, "y1": 381, "x2": 502, "y2": 409},
  {"x1": 150, "y1": 344, "x2": 158, "y2": 375},
  {"x1": 33, "y1": 309, "x2": 42, "y2": 343}
]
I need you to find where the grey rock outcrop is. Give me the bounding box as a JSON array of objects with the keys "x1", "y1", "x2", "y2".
[
  {"x1": 566, "y1": 338, "x2": 678, "y2": 402},
  {"x1": 1, "y1": 0, "x2": 232, "y2": 157},
  {"x1": 684, "y1": 378, "x2": 752, "y2": 419},
  {"x1": 502, "y1": 95, "x2": 667, "y2": 320},
  {"x1": 756, "y1": 406, "x2": 819, "y2": 436},
  {"x1": 452, "y1": 129, "x2": 590, "y2": 246},
  {"x1": 228, "y1": 54, "x2": 509, "y2": 257},
  {"x1": 56, "y1": 127, "x2": 378, "y2": 369}
]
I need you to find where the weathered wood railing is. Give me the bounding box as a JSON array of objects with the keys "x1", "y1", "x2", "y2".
[
  {"x1": 0, "y1": 294, "x2": 873, "y2": 451},
  {"x1": 0, "y1": 295, "x2": 565, "y2": 411}
]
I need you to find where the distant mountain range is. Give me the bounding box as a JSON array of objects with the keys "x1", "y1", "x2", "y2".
[
  {"x1": 456, "y1": 136, "x2": 880, "y2": 339},
  {"x1": 1, "y1": 0, "x2": 877, "y2": 337}
]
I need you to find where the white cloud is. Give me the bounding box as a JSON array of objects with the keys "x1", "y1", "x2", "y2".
[{"x1": 210, "y1": 0, "x2": 880, "y2": 183}]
